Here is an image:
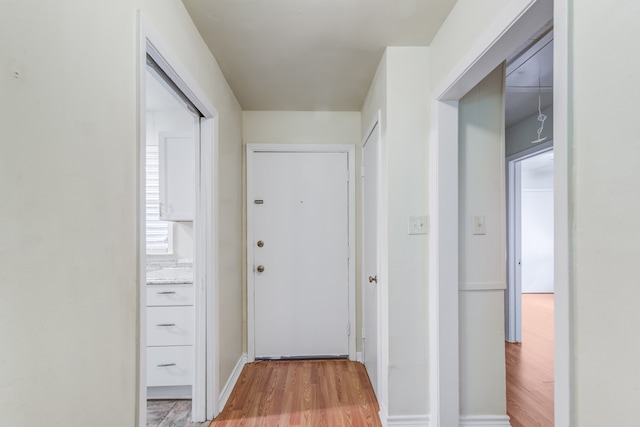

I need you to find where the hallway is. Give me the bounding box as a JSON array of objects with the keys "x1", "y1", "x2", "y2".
[
  {"x1": 506, "y1": 293, "x2": 554, "y2": 426},
  {"x1": 211, "y1": 359, "x2": 381, "y2": 427}
]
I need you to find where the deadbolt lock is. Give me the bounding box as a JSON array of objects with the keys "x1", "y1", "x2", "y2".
[
  {"x1": 257, "y1": 265, "x2": 265, "y2": 273},
  {"x1": 257, "y1": 240, "x2": 264, "y2": 248}
]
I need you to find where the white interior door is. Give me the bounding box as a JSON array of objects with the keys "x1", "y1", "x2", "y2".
[
  {"x1": 252, "y1": 151, "x2": 350, "y2": 359},
  {"x1": 363, "y1": 124, "x2": 380, "y2": 394}
]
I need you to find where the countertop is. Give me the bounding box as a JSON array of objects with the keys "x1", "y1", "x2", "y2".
[
  {"x1": 146, "y1": 267, "x2": 193, "y2": 285},
  {"x1": 146, "y1": 260, "x2": 193, "y2": 285}
]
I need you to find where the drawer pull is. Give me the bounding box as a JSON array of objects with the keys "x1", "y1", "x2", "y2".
[
  {"x1": 157, "y1": 291, "x2": 177, "y2": 295},
  {"x1": 157, "y1": 323, "x2": 176, "y2": 327},
  {"x1": 157, "y1": 363, "x2": 176, "y2": 368}
]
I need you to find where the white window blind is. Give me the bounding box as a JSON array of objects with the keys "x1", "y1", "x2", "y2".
[{"x1": 146, "y1": 145, "x2": 171, "y2": 254}]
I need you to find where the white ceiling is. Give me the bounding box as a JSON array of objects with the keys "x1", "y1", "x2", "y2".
[{"x1": 182, "y1": 0, "x2": 457, "y2": 111}]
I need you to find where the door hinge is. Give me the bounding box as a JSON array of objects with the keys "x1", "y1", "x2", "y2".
[
  {"x1": 346, "y1": 168, "x2": 350, "y2": 182},
  {"x1": 348, "y1": 322, "x2": 351, "y2": 336},
  {"x1": 361, "y1": 166, "x2": 365, "y2": 178},
  {"x1": 346, "y1": 245, "x2": 350, "y2": 259}
]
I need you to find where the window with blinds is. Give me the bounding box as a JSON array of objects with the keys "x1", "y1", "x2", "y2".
[{"x1": 146, "y1": 145, "x2": 172, "y2": 254}]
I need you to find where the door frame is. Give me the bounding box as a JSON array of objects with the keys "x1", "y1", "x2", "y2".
[
  {"x1": 361, "y1": 114, "x2": 384, "y2": 399},
  {"x1": 428, "y1": 0, "x2": 570, "y2": 425},
  {"x1": 505, "y1": 142, "x2": 553, "y2": 343},
  {"x1": 246, "y1": 144, "x2": 356, "y2": 362},
  {"x1": 138, "y1": 13, "x2": 220, "y2": 424}
]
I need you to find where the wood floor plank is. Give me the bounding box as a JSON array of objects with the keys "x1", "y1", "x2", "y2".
[
  {"x1": 209, "y1": 360, "x2": 381, "y2": 427},
  {"x1": 506, "y1": 293, "x2": 554, "y2": 427}
]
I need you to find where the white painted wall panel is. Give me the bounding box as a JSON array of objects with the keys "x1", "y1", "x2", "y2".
[
  {"x1": 572, "y1": 1, "x2": 640, "y2": 423},
  {"x1": 0, "y1": 2, "x2": 243, "y2": 425},
  {"x1": 457, "y1": 64, "x2": 507, "y2": 416},
  {"x1": 458, "y1": 65, "x2": 506, "y2": 291}
]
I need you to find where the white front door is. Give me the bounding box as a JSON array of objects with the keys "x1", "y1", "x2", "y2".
[
  {"x1": 363, "y1": 123, "x2": 380, "y2": 394},
  {"x1": 252, "y1": 151, "x2": 350, "y2": 359}
]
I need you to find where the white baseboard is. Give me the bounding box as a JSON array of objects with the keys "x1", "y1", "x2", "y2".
[
  {"x1": 459, "y1": 415, "x2": 511, "y2": 426},
  {"x1": 356, "y1": 351, "x2": 363, "y2": 363},
  {"x1": 379, "y1": 402, "x2": 389, "y2": 426},
  {"x1": 380, "y1": 413, "x2": 509, "y2": 427},
  {"x1": 387, "y1": 414, "x2": 430, "y2": 427},
  {"x1": 218, "y1": 353, "x2": 247, "y2": 411},
  {"x1": 147, "y1": 385, "x2": 191, "y2": 400}
]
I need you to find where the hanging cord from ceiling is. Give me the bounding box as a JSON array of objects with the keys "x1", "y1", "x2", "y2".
[{"x1": 532, "y1": 74, "x2": 547, "y2": 144}]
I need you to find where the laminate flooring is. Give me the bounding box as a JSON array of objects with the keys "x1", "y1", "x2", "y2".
[
  {"x1": 147, "y1": 399, "x2": 210, "y2": 427},
  {"x1": 210, "y1": 359, "x2": 381, "y2": 427},
  {"x1": 506, "y1": 293, "x2": 554, "y2": 427}
]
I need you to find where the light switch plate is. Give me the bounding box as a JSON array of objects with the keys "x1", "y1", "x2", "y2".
[
  {"x1": 408, "y1": 215, "x2": 429, "y2": 235},
  {"x1": 472, "y1": 215, "x2": 486, "y2": 235}
]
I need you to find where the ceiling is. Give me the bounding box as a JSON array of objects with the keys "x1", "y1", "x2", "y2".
[
  {"x1": 182, "y1": 0, "x2": 457, "y2": 111},
  {"x1": 505, "y1": 28, "x2": 554, "y2": 127},
  {"x1": 179, "y1": 1, "x2": 552, "y2": 127}
]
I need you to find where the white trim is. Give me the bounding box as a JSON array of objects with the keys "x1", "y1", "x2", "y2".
[
  {"x1": 434, "y1": 0, "x2": 553, "y2": 101},
  {"x1": 246, "y1": 143, "x2": 357, "y2": 362},
  {"x1": 147, "y1": 385, "x2": 191, "y2": 400},
  {"x1": 428, "y1": 99, "x2": 460, "y2": 427},
  {"x1": 205, "y1": 114, "x2": 220, "y2": 420},
  {"x1": 379, "y1": 402, "x2": 389, "y2": 427},
  {"x1": 136, "y1": 14, "x2": 148, "y2": 427},
  {"x1": 428, "y1": 0, "x2": 560, "y2": 426},
  {"x1": 361, "y1": 112, "x2": 386, "y2": 407},
  {"x1": 138, "y1": 12, "x2": 220, "y2": 425},
  {"x1": 505, "y1": 139, "x2": 553, "y2": 162},
  {"x1": 552, "y1": 0, "x2": 571, "y2": 424},
  {"x1": 218, "y1": 353, "x2": 248, "y2": 411},
  {"x1": 505, "y1": 143, "x2": 553, "y2": 343},
  {"x1": 459, "y1": 415, "x2": 512, "y2": 426},
  {"x1": 356, "y1": 351, "x2": 363, "y2": 363},
  {"x1": 386, "y1": 414, "x2": 430, "y2": 427},
  {"x1": 460, "y1": 282, "x2": 506, "y2": 291}
]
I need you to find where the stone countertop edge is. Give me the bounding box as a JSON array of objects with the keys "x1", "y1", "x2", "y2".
[{"x1": 146, "y1": 278, "x2": 194, "y2": 285}]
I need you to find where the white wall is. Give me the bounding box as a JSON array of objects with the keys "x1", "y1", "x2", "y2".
[
  {"x1": 520, "y1": 154, "x2": 554, "y2": 293},
  {"x1": 0, "y1": 2, "x2": 243, "y2": 425},
  {"x1": 361, "y1": 47, "x2": 430, "y2": 417},
  {"x1": 429, "y1": 0, "x2": 513, "y2": 90},
  {"x1": 572, "y1": 1, "x2": 640, "y2": 423},
  {"x1": 457, "y1": 64, "x2": 507, "y2": 416}
]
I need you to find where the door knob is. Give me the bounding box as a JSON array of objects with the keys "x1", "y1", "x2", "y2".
[
  {"x1": 257, "y1": 265, "x2": 265, "y2": 273},
  {"x1": 257, "y1": 240, "x2": 264, "y2": 247},
  {"x1": 368, "y1": 275, "x2": 377, "y2": 283}
]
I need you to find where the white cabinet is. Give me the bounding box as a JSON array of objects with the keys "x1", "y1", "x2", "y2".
[
  {"x1": 159, "y1": 131, "x2": 194, "y2": 221},
  {"x1": 146, "y1": 283, "x2": 194, "y2": 398}
]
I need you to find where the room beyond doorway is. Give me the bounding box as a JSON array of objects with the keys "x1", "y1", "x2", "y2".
[{"x1": 506, "y1": 293, "x2": 554, "y2": 426}]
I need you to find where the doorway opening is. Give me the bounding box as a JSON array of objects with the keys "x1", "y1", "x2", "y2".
[
  {"x1": 144, "y1": 62, "x2": 200, "y2": 424},
  {"x1": 139, "y1": 16, "x2": 219, "y2": 425},
  {"x1": 428, "y1": 1, "x2": 569, "y2": 425},
  {"x1": 504, "y1": 27, "x2": 555, "y2": 426}
]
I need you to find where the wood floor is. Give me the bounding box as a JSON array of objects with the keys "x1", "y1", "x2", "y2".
[
  {"x1": 210, "y1": 359, "x2": 381, "y2": 427},
  {"x1": 506, "y1": 293, "x2": 554, "y2": 427},
  {"x1": 147, "y1": 399, "x2": 210, "y2": 427}
]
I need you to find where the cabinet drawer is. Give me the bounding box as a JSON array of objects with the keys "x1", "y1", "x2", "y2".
[
  {"x1": 147, "y1": 284, "x2": 194, "y2": 307},
  {"x1": 147, "y1": 306, "x2": 194, "y2": 346},
  {"x1": 147, "y1": 346, "x2": 193, "y2": 387}
]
